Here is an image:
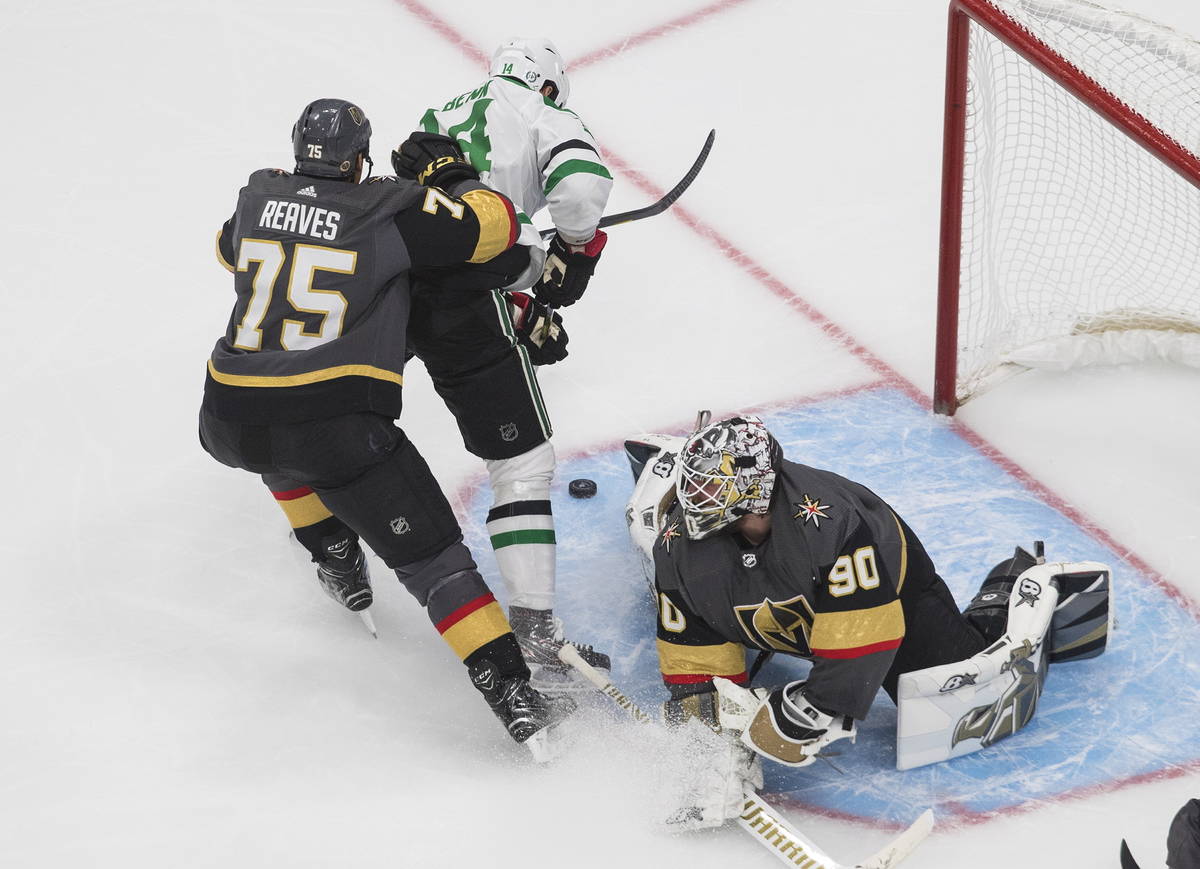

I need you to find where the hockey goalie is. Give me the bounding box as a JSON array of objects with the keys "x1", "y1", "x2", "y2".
[{"x1": 623, "y1": 413, "x2": 1114, "y2": 829}]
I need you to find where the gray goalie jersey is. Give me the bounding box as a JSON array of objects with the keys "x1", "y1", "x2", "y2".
[{"x1": 653, "y1": 460, "x2": 912, "y2": 720}]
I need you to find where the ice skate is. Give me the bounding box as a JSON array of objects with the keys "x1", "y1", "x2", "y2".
[
  {"x1": 468, "y1": 659, "x2": 576, "y2": 761},
  {"x1": 315, "y1": 535, "x2": 376, "y2": 636},
  {"x1": 508, "y1": 606, "x2": 611, "y2": 694}
]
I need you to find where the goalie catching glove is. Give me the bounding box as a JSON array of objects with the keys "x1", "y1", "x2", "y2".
[
  {"x1": 507, "y1": 292, "x2": 568, "y2": 365},
  {"x1": 391, "y1": 132, "x2": 479, "y2": 189},
  {"x1": 533, "y1": 230, "x2": 607, "y2": 307},
  {"x1": 722, "y1": 677, "x2": 856, "y2": 768}
]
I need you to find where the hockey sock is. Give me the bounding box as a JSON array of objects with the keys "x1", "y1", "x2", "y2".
[
  {"x1": 485, "y1": 443, "x2": 557, "y2": 610},
  {"x1": 268, "y1": 482, "x2": 353, "y2": 561}
]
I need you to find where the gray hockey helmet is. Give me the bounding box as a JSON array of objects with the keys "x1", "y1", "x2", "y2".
[{"x1": 292, "y1": 98, "x2": 372, "y2": 179}]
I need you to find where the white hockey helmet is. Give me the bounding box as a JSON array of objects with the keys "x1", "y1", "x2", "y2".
[
  {"x1": 490, "y1": 37, "x2": 571, "y2": 107},
  {"x1": 677, "y1": 415, "x2": 780, "y2": 540}
]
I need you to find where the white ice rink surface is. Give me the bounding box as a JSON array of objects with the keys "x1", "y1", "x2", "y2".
[{"x1": 4, "y1": 1, "x2": 1200, "y2": 866}]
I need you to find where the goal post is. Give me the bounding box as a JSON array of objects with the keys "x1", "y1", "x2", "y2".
[{"x1": 934, "y1": 0, "x2": 1200, "y2": 415}]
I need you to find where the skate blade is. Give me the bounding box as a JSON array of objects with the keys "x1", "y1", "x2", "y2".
[
  {"x1": 357, "y1": 609, "x2": 378, "y2": 638},
  {"x1": 523, "y1": 721, "x2": 569, "y2": 763}
]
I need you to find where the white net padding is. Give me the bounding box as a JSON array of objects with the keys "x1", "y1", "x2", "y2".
[{"x1": 954, "y1": 0, "x2": 1200, "y2": 404}]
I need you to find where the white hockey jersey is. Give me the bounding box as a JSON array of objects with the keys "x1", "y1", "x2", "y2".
[{"x1": 419, "y1": 76, "x2": 613, "y2": 256}]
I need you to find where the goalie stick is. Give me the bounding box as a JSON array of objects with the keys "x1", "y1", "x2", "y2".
[
  {"x1": 538, "y1": 129, "x2": 716, "y2": 239},
  {"x1": 558, "y1": 644, "x2": 934, "y2": 869}
]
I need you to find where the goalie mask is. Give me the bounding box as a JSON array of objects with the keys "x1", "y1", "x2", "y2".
[
  {"x1": 490, "y1": 37, "x2": 571, "y2": 107},
  {"x1": 677, "y1": 415, "x2": 779, "y2": 540}
]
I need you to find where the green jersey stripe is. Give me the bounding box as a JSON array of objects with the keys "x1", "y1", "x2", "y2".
[{"x1": 544, "y1": 160, "x2": 613, "y2": 195}]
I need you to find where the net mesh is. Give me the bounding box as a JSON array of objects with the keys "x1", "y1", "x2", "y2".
[{"x1": 956, "y1": 0, "x2": 1200, "y2": 403}]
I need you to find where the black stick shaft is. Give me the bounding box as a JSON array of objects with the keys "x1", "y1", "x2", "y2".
[{"x1": 540, "y1": 129, "x2": 716, "y2": 240}]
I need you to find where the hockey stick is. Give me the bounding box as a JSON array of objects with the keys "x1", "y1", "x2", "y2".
[
  {"x1": 558, "y1": 644, "x2": 934, "y2": 869},
  {"x1": 538, "y1": 129, "x2": 716, "y2": 240}
]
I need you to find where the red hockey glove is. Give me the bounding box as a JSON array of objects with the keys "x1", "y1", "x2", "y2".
[
  {"x1": 532, "y1": 230, "x2": 607, "y2": 308},
  {"x1": 507, "y1": 292, "x2": 568, "y2": 365}
]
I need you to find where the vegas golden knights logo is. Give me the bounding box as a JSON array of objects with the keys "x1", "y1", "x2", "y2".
[{"x1": 734, "y1": 594, "x2": 815, "y2": 655}]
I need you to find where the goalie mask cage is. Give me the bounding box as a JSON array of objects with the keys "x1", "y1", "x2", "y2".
[{"x1": 934, "y1": 0, "x2": 1200, "y2": 415}]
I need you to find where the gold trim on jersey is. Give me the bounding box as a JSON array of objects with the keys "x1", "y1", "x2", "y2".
[
  {"x1": 656, "y1": 638, "x2": 746, "y2": 680},
  {"x1": 891, "y1": 510, "x2": 909, "y2": 594},
  {"x1": 809, "y1": 599, "x2": 905, "y2": 657},
  {"x1": 215, "y1": 229, "x2": 234, "y2": 273},
  {"x1": 207, "y1": 359, "x2": 403, "y2": 388},
  {"x1": 461, "y1": 189, "x2": 515, "y2": 263}
]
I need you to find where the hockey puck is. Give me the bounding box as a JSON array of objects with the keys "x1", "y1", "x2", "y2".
[{"x1": 568, "y1": 478, "x2": 598, "y2": 499}]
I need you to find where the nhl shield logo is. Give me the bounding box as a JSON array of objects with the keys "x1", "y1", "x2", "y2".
[
  {"x1": 499, "y1": 422, "x2": 519, "y2": 442},
  {"x1": 389, "y1": 516, "x2": 411, "y2": 535},
  {"x1": 742, "y1": 553, "x2": 758, "y2": 568}
]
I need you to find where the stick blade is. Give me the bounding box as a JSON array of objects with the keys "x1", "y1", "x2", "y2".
[
  {"x1": 1120, "y1": 839, "x2": 1142, "y2": 869},
  {"x1": 856, "y1": 809, "x2": 935, "y2": 869}
]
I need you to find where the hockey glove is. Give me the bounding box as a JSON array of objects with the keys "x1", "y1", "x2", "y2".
[
  {"x1": 664, "y1": 717, "x2": 764, "y2": 832},
  {"x1": 739, "y1": 679, "x2": 856, "y2": 768},
  {"x1": 391, "y1": 132, "x2": 479, "y2": 189},
  {"x1": 532, "y1": 230, "x2": 607, "y2": 308},
  {"x1": 664, "y1": 688, "x2": 720, "y2": 731},
  {"x1": 507, "y1": 292, "x2": 568, "y2": 365}
]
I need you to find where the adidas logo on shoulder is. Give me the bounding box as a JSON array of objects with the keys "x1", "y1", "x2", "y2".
[{"x1": 296, "y1": 185, "x2": 318, "y2": 198}]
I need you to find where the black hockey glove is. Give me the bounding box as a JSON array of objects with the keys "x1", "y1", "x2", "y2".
[
  {"x1": 663, "y1": 686, "x2": 720, "y2": 730},
  {"x1": 507, "y1": 292, "x2": 568, "y2": 365},
  {"x1": 391, "y1": 132, "x2": 479, "y2": 189},
  {"x1": 532, "y1": 230, "x2": 607, "y2": 308}
]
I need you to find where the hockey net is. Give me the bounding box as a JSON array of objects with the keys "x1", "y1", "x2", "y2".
[{"x1": 934, "y1": 0, "x2": 1200, "y2": 414}]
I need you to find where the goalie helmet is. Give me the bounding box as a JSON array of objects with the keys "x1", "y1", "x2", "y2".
[
  {"x1": 292, "y1": 98, "x2": 372, "y2": 179},
  {"x1": 677, "y1": 415, "x2": 780, "y2": 540},
  {"x1": 490, "y1": 37, "x2": 571, "y2": 107}
]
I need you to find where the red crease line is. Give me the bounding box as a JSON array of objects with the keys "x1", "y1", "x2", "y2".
[{"x1": 572, "y1": 0, "x2": 758, "y2": 69}]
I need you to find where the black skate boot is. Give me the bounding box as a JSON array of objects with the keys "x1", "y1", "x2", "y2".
[
  {"x1": 315, "y1": 534, "x2": 372, "y2": 612},
  {"x1": 468, "y1": 659, "x2": 576, "y2": 758},
  {"x1": 963, "y1": 546, "x2": 1036, "y2": 645},
  {"x1": 509, "y1": 606, "x2": 611, "y2": 694}
]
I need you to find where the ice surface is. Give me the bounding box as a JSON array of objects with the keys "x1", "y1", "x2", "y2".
[{"x1": 4, "y1": 1, "x2": 1199, "y2": 867}]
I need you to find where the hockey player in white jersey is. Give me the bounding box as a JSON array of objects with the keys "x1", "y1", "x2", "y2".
[{"x1": 400, "y1": 37, "x2": 615, "y2": 691}]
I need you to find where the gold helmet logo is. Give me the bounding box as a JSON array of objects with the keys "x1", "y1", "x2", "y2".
[{"x1": 348, "y1": 106, "x2": 365, "y2": 125}]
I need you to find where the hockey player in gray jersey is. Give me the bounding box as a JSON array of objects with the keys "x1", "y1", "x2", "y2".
[
  {"x1": 199, "y1": 98, "x2": 571, "y2": 754},
  {"x1": 623, "y1": 414, "x2": 1114, "y2": 827},
  {"x1": 269, "y1": 39, "x2": 615, "y2": 691}
]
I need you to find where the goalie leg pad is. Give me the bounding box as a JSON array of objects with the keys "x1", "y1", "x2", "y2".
[
  {"x1": 1049, "y1": 565, "x2": 1113, "y2": 663},
  {"x1": 896, "y1": 562, "x2": 1063, "y2": 769}
]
